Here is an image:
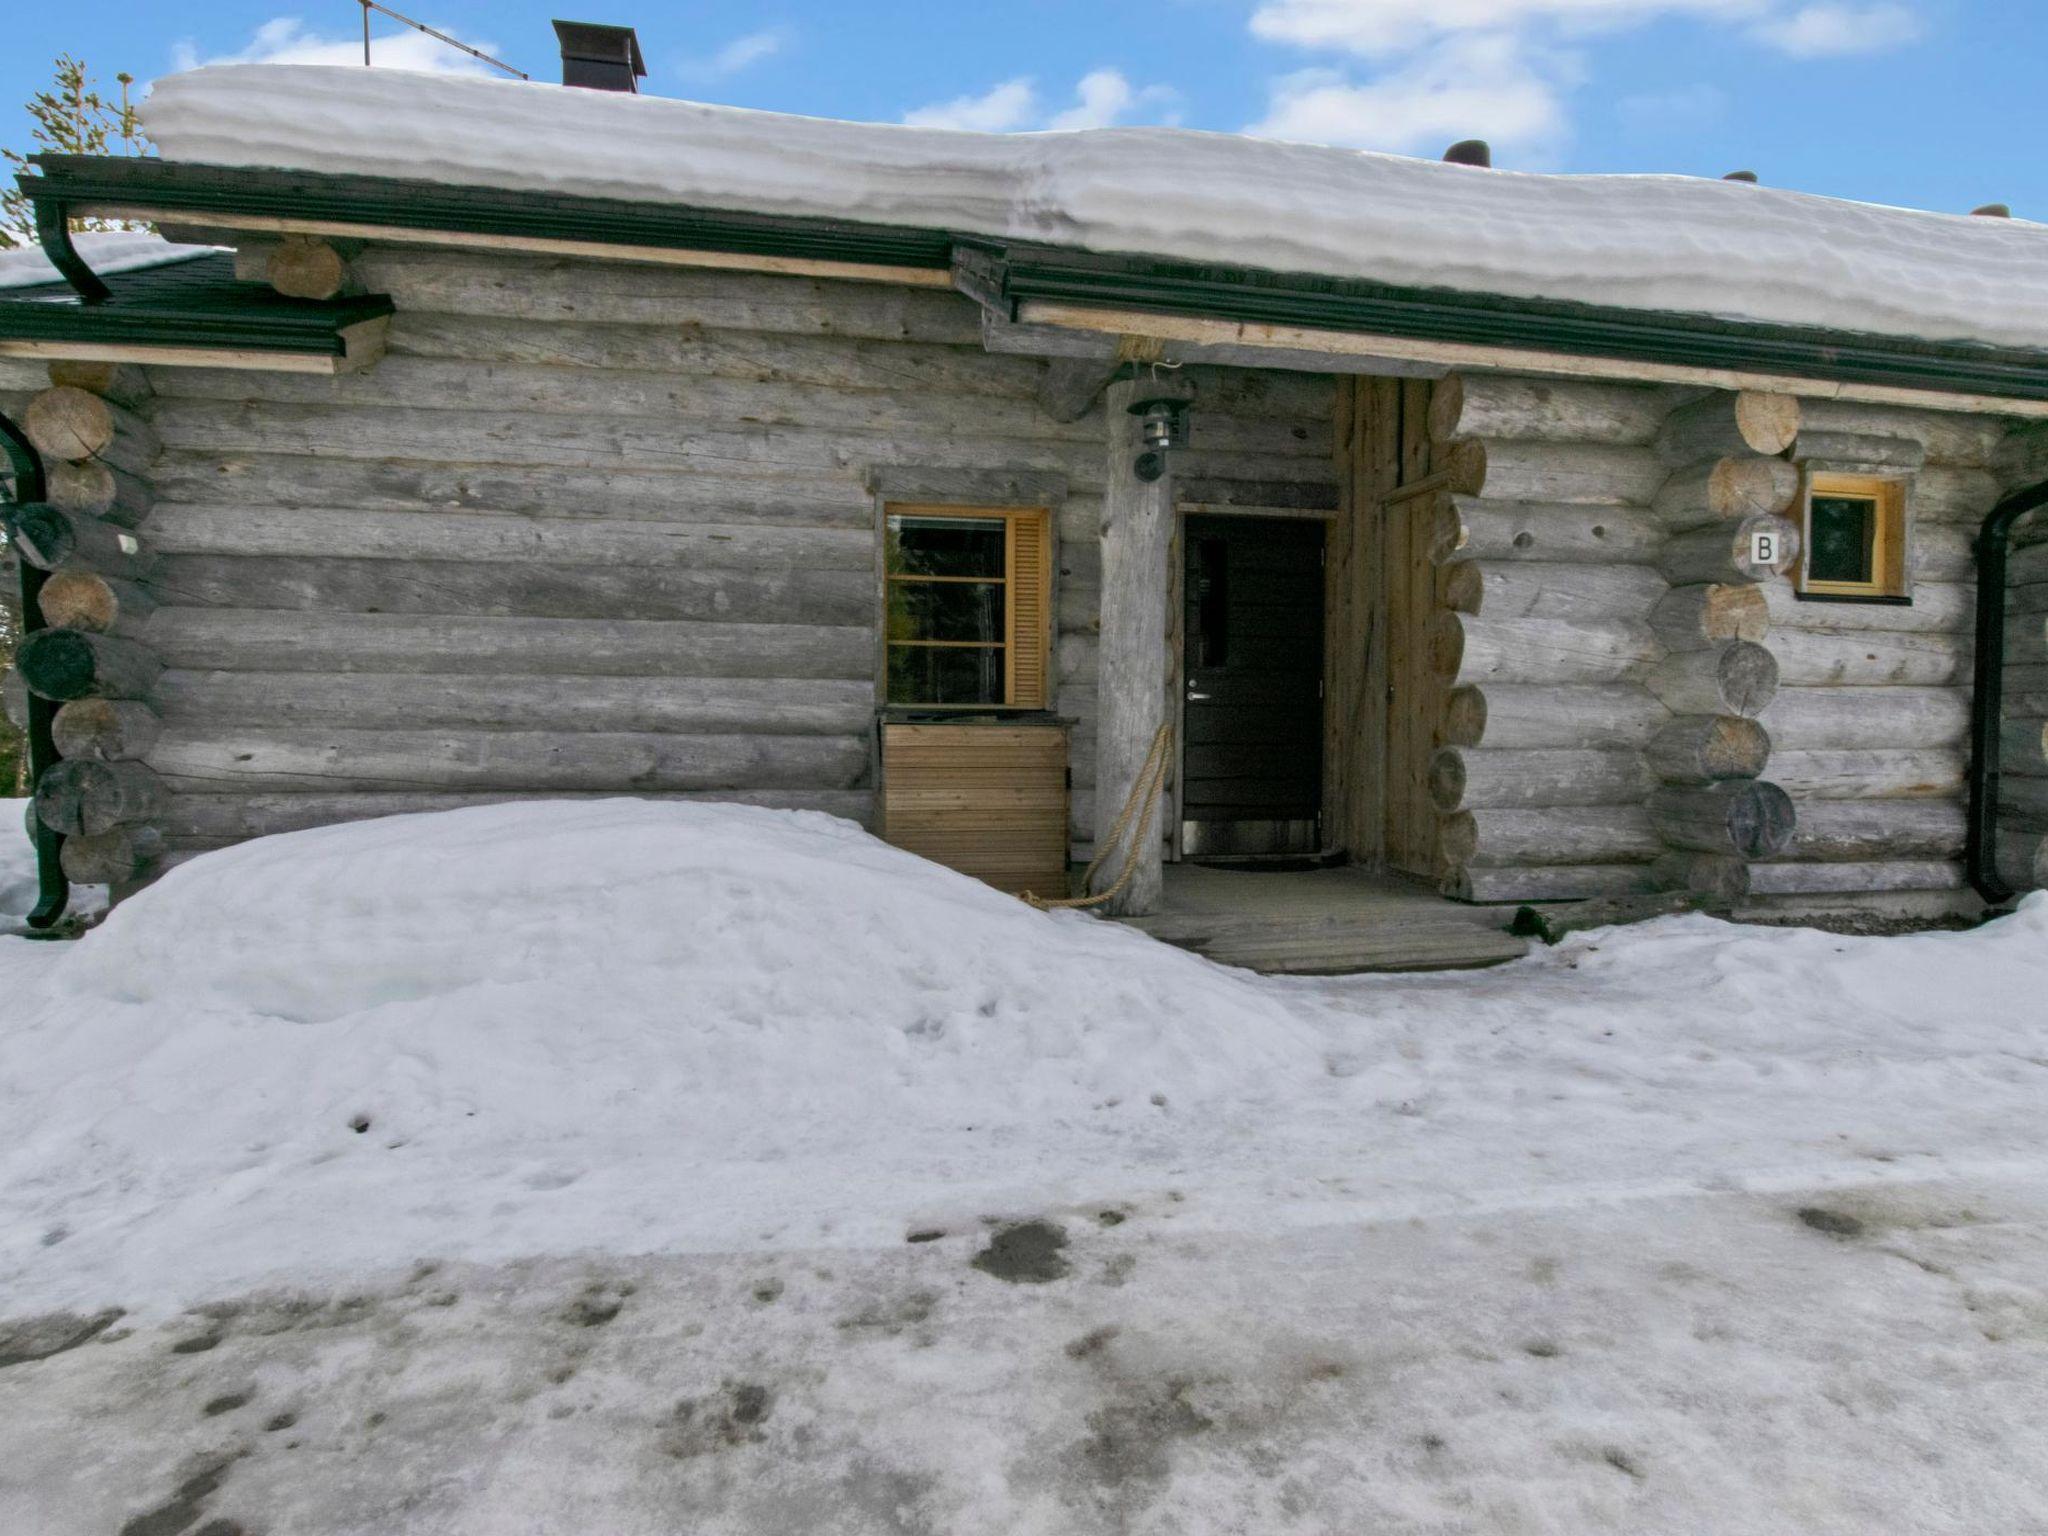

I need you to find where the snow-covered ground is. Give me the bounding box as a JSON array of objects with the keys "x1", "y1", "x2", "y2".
[{"x1": 3, "y1": 799, "x2": 2047, "y2": 1535}]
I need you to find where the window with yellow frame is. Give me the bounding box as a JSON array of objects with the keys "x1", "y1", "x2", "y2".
[
  {"x1": 1796, "y1": 471, "x2": 1908, "y2": 601},
  {"x1": 882, "y1": 504, "x2": 1053, "y2": 709}
]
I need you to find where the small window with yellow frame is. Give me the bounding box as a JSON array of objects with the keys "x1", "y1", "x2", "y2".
[
  {"x1": 1796, "y1": 471, "x2": 1908, "y2": 602},
  {"x1": 882, "y1": 504, "x2": 1053, "y2": 709}
]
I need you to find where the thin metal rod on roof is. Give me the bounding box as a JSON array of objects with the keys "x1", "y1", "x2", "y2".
[{"x1": 356, "y1": 0, "x2": 530, "y2": 79}]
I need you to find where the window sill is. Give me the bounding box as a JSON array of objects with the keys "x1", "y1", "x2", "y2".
[{"x1": 1792, "y1": 590, "x2": 1914, "y2": 607}]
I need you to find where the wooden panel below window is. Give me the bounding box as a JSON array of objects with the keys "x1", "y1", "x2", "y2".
[{"x1": 881, "y1": 722, "x2": 1070, "y2": 896}]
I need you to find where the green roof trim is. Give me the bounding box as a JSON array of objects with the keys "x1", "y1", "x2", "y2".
[
  {"x1": 958, "y1": 243, "x2": 2048, "y2": 404},
  {"x1": 25, "y1": 153, "x2": 955, "y2": 273},
  {"x1": 0, "y1": 249, "x2": 393, "y2": 356},
  {"x1": 21, "y1": 152, "x2": 2048, "y2": 401}
]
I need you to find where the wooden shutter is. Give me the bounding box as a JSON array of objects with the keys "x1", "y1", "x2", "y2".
[{"x1": 1005, "y1": 510, "x2": 1053, "y2": 709}]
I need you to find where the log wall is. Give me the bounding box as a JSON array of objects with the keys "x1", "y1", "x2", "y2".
[
  {"x1": 90, "y1": 247, "x2": 1336, "y2": 868},
  {"x1": 1750, "y1": 398, "x2": 2022, "y2": 902}
]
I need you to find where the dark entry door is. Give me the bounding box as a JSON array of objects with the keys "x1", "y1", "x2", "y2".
[{"x1": 1180, "y1": 514, "x2": 1325, "y2": 858}]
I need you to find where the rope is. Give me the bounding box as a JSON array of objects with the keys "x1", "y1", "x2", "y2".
[{"x1": 1024, "y1": 722, "x2": 1172, "y2": 911}]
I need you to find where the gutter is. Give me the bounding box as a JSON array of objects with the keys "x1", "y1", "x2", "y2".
[
  {"x1": 1967, "y1": 477, "x2": 2048, "y2": 904},
  {"x1": 0, "y1": 411, "x2": 67, "y2": 930}
]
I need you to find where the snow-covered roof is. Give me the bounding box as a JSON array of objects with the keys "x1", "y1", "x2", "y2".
[
  {"x1": 142, "y1": 64, "x2": 2048, "y2": 353},
  {"x1": 0, "y1": 230, "x2": 219, "y2": 291}
]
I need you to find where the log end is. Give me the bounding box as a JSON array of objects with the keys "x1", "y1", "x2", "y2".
[
  {"x1": 16, "y1": 629, "x2": 98, "y2": 701},
  {"x1": 1734, "y1": 391, "x2": 1801, "y2": 457}
]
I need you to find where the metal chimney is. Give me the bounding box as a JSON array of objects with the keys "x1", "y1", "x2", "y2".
[{"x1": 552, "y1": 20, "x2": 646, "y2": 92}]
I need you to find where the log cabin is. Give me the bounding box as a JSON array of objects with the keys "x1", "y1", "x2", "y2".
[{"x1": 4, "y1": 34, "x2": 2047, "y2": 968}]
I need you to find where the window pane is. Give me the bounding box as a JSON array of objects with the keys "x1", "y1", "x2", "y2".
[
  {"x1": 887, "y1": 516, "x2": 1006, "y2": 578},
  {"x1": 887, "y1": 580, "x2": 1004, "y2": 643},
  {"x1": 1809, "y1": 494, "x2": 1876, "y2": 585},
  {"x1": 888, "y1": 644, "x2": 1006, "y2": 706}
]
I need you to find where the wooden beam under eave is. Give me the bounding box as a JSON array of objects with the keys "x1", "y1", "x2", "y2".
[
  {"x1": 85, "y1": 203, "x2": 956, "y2": 290},
  {"x1": 336, "y1": 314, "x2": 391, "y2": 373},
  {"x1": 0, "y1": 338, "x2": 362, "y2": 374},
  {"x1": 1015, "y1": 299, "x2": 2048, "y2": 420}
]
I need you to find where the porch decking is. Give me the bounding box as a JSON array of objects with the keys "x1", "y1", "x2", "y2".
[{"x1": 1117, "y1": 863, "x2": 1531, "y2": 975}]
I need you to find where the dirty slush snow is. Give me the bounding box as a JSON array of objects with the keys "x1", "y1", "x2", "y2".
[{"x1": 3, "y1": 799, "x2": 2048, "y2": 1534}]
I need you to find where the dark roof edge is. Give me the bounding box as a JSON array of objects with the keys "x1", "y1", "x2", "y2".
[{"x1": 23, "y1": 153, "x2": 2048, "y2": 403}]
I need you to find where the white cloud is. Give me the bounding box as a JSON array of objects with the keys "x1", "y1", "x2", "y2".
[
  {"x1": 1250, "y1": 0, "x2": 1773, "y2": 56},
  {"x1": 903, "y1": 77, "x2": 1041, "y2": 132},
  {"x1": 170, "y1": 16, "x2": 505, "y2": 75},
  {"x1": 675, "y1": 27, "x2": 792, "y2": 82},
  {"x1": 1749, "y1": 2, "x2": 1921, "y2": 55},
  {"x1": 1249, "y1": 32, "x2": 1571, "y2": 156},
  {"x1": 904, "y1": 70, "x2": 1178, "y2": 133}
]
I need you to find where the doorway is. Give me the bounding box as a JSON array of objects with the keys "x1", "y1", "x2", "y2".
[{"x1": 1179, "y1": 514, "x2": 1326, "y2": 859}]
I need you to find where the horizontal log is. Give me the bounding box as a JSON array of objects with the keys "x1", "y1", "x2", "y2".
[
  {"x1": 1902, "y1": 465, "x2": 1999, "y2": 524},
  {"x1": 1651, "y1": 455, "x2": 1800, "y2": 525},
  {"x1": 142, "y1": 503, "x2": 873, "y2": 571},
  {"x1": 1469, "y1": 440, "x2": 1666, "y2": 505},
  {"x1": 153, "y1": 554, "x2": 873, "y2": 627},
  {"x1": 2013, "y1": 582, "x2": 2048, "y2": 619},
  {"x1": 1660, "y1": 514, "x2": 1801, "y2": 585},
  {"x1": 1745, "y1": 860, "x2": 1962, "y2": 895},
  {"x1": 1433, "y1": 611, "x2": 1659, "y2": 686},
  {"x1": 1997, "y1": 827, "x2": 2048, "y2": 891},
  {"x1": 352, "y1": 249, "x2": 986, "y2": 342},
  {"x1": 1791, "y1": 430, "x2": 1927, "y2": 472},
  {"x1": 1427, "y1": 747, "x2": 1651, "y2": 812},
  {"x1": 1785, "y1": 800, "x2": 1963, "y2": 860},
  {"x1": 154, "y1": 788, "x2": 877, "y2": 841},
  {"x1": 1433, "y1": 497, "x2": 1662, "y2": 565},
  {"x1": 34, "y1": 757, "x2": 166, "y2": 836},
  {"x1": 46, "y1": 359, "x2": 154, "y2": 408},
  {"x1": 2006, "y1": 775, "x2": 2048, "y2": 827},
  {"x1": 144, "y1": 610, "x2": 873, "y2": 681},
  {"x1": 2008, "y1": 666, "x2": 2048, "y2": 719},
  {"x1": 42, "y1": 457, "x2": 153, "y2": 527},
  {"x1": 1759, "y1": 578, "x2": 1971, "y2": 634},
  {"x1": 0, "y1": 503, "x2": 155, "y2": 578},
  {"x1": 1656, "y1": 391, "x2": 1800, "y2": 462},
  {"x1": 1916, "y1": 524, "x2": 1975, "y2": 582},
  {"x1": 1445, "y1": 864, "x2": 1662, "y2": 903},
  {"x1": 51, "y1": 698, "x2": 162, "y2": 762},
  {"x1": 2004, "y1": 716, "x2": 2048, "y2": 775},
  {"x1": 152, "y1": 670, "x2": 875, "y2": 736},
  {"x1": 1645, "y1": 640, "x2": 1779, "y2": 717},
  {"x1": 1769, "y1": 628, "x2": 1969, "y2": 687},
  {"x1": 1760, "y1": 686, "x2": 1968, "y2": 750},
  {"x1": 157, "y1": 356, "x2": 1321, "y2": 463},
  {"x1": 1997, "y1": 420, "x2": 2048, "y2": 488},
  {"x1": 1648, "y1": 781, "x2": 1796, "y2": 858},
  {"x1": 17, "y1": 628, "x2": 164, "y2": 701},
  {"x1": 1439, "y1": 806, "x2": 1663, "y2": 867},
  {"x1": 60, "y1": 824, "x2": 163, "y2": 886},
  {"x1": 2008, "y1": 611, "x2": 2048, "y2": 658},
  {"x1": 144, "y1": 727, "x2": 868, "y2": 794},
  {"x1": 1427, "y1": 373, "x2": 1669, "y2": 447},
  {"x1": 1767, "y1": 749, "x2": 1965, "y2": 800},
  {"x1": 1648, "y1": 583, "x2": 1767, "y2": 651},
  {"x1": 1796, "y1": 399, "x2": 2005, "y2": 468},
  {"x1": 1442, "y1": 561, "x2": 1666, "y2": 621},
  {"x1": 151, "y1": 453, "x2": 874, "y2": 527},
  {"x1": 22, "y1": 385, "x2": 159, "y2": 470},
  {"x1": 35, "y1": 569, "x2": 157, "y2": 636},
  {"x1": 1440, "y1": 683, "x2": 1670, "y2": 750},
  {"x1": 1645, "y1": 715, "x2": 1770, "y2": 783},
  {"x1": 1651, "y1": 851, "x2": 1750, "y2": 901}
]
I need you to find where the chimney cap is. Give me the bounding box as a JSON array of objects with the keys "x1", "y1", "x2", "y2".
[
  {"x1": 552, "y1": 20, "x2": 647, "y2": 89},
  {"x1": 1442, "y1": 139, "x2": 1492, "y2": 168},
  {"x1": 1972, "y1": 202, "x2": 2013, "y2": 218},
  {"x1": 1722, "y1": 170, "x2": 1759, "y2": 183}
]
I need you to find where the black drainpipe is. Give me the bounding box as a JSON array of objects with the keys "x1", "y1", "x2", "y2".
[
  {"x1": 1966, "y1": 476, "x2": 2048, "y2": 904},
  {"x1": 1, "y1": 409, "x2": 68, "y2": 929}
]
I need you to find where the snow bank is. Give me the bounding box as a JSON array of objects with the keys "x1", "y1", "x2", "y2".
[
  {"x1": 142, "y1": 64, "x2": 2048, "y2": 350},
  {"x1": 0, "y1": 802, "x2": 37, "y2": 919},
  {"x1": 0, "y1": 230, "x2": 218, "y2": 291},
  {"x1": 0, "y1": 801, "x2": 1316, "y2": 1302}
]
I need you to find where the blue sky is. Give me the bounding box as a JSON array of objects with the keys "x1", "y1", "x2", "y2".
[{"x1": 3, "y1": 1, "x2": 2042, "y2": 217}]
